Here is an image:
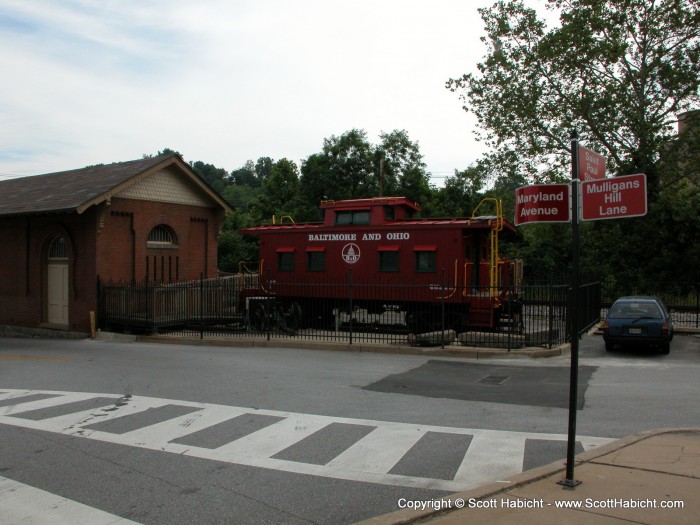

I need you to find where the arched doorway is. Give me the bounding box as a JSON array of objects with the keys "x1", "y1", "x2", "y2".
[{"x1": 46, "y1": 236, "x2": 69, "y2": 326}]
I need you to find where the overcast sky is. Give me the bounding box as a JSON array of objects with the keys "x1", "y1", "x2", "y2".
[{"x1": 0, "y1": 0, "x2": 554, "y2": 185}]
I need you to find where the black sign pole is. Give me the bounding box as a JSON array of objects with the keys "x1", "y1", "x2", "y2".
[{"x1": 559, "y1": 130, "x2": 582, "y2": 488}]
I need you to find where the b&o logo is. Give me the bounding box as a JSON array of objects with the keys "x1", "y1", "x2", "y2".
[{"x1": 342, "y1": 243, "x2": 361, "y2": 264}]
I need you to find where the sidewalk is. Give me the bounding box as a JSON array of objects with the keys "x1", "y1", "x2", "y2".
[{"x1": 358, "y1": 428, "x2": 700, "y2": 525}]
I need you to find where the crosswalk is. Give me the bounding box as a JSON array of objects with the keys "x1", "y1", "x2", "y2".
[
  {"x1": 0, "y1": 389, "x2": 614, "y2": 492},
  {"x1": 0, "y1": 475, "x2": 141, "y2": 525}
]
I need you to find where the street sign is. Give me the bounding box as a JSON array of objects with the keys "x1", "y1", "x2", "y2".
[
  {"x1": 578, "y1": 146, "x2": 606, "y2": 180},
  {"x1": 514, "y1": 184, "x2": 570, "y2": 226},
  {"x1": 580, "y1": 173, "x2": 647, "y2": 221}
]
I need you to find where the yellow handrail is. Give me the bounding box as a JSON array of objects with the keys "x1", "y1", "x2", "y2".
[
  {"x1": 471, "y1": 198, "x2": 504, "y2": 296},
  {"x1": 272, "y1": 215, "x2": 296, "y2": 224},
  {"x1": 436, "y1": 259, "x2": 458, "y2": 300}
]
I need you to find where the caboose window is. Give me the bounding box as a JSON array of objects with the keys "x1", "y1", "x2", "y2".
[
  {"x1": 353, "y1": 210, "x2": 370, "y2": 224},
  {"x1": 336, "y1": 211, "x2": 352, "y2": 225},
  {"x1": 414, "y1": 246, "x2": 437, "y2": 273},
  {"x1": 278, "y1": 252, "x2": 295, "y2": 271},
  {"x1": 378, "y1": 246, "x2": 399, "y2": 272},
  {"x1": 306, "y1": 247, "x2": 325, "y2": 271},
  {"x1": 335, "y1": 210, "x2": 370, "y2": 225}
]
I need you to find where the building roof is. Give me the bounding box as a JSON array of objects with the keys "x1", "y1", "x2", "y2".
[{"x1": 0, "y1": 154, "x2": 233, "y2": 217}]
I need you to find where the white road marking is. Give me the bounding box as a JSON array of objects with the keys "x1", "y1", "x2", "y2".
[
  {"x1": 0, "y1": 389, "x2": 615, "y2": 492},
  {"x1": 326, "y1": 425, "x2": 425, "y2": 473},
  {"x1": 454, "y1": 433, "x2": 526, "y2": 485},
  {"x1": 0, "y1": 475, "x2": 141, "y2": 525}
]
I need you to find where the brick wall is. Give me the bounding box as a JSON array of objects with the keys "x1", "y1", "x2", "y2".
[
  {"x1": 97, "y1": 198, "x2": 221, "y2": 283},
  {"x1": 0, "y1": 198, "x2": 224, "y2": 332},
  {"x1": 0, "y1": 211, "x2": 97, "y2": 332}
]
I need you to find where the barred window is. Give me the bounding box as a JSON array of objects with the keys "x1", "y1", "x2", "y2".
[
  {"x1": 147, "y1": 225, "x2": 178, "y2": 248},
  {"x1": 47, "y1": 236, "x2": 68, "y2": 260}
]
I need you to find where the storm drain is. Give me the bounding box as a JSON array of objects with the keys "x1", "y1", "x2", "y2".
[{"x1": 478, "y1": 375, "x2": 510, "y2": 386}]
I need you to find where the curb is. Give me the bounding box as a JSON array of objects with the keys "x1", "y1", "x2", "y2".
[
  {"x1": 0, "y1": 324, "x2": 88, "y2": 340},
  {"x1": 129, "y1": 334, "x2": 570, "y2": 359}
]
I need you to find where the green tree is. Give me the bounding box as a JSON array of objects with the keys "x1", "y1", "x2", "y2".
[
  {"x1": 432, "y1": 164, "x2": 488, "y2": 217},
  {"x1": 447, "y1": 0, "x2": 700, "y2": 190},
  {"x1": 375, "y1": 130, "x2": 432, "y2": 202},
  {"x1": 143, "y1": 148, "x2": 182, "y2": 159},
  {"x1": 220, "y1": 184, "x2": 260, "y2": 211},
  {"x1": 249, "y1": 158, "x2": 301, "y2": 224},
  {"x1": 217, "y1": 212, "x2": 259, "y2": 273},
  {"x1": 229, "y1": 160, "x2": 258, "y2": 187},
  {"x1": 300, "y1": 129, "x2": 378, "y2": 204},
  {"x1": 190, "y1": 160, "x2": 228, "y2": 194},
  {"x1": 254, "y1": 157, "x2": 274, "y2": 185},
  {"x1": 228, "y1": 157, "x2": 273, "y2": 187}
]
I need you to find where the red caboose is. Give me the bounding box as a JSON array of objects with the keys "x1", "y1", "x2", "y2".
[{"x1": 241, "y1": 197, "x2": 522, "y2": 333}]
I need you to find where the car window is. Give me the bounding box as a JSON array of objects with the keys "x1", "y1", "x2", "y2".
[{"x1": 608, "y1": 301, "x2": 663, "y2": 319}]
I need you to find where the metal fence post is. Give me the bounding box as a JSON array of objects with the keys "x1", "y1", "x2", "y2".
[
  {"x1": 199, "y1": 273, "x2": 204, "y2": 339},
  {"x1": 95, "y1": 275, "x2": 101, "y2": 333},
  {"x1": 348, "y1": 269, "x2": 353, "y2": 345},
  {"x1": 548, "y1": 278, "x2": 554, "y2": 349},
  {"x1": 507, "y1": 284, "x2": 512, "y2": 352},
  {"x1": 441, "y1": 268, "x2": 446, "y2": 350},
  {"x1": 696, "y1": 280, "x2": 699, "y2": 328}
]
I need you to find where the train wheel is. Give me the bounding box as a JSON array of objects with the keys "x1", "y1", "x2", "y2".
[
  {"x1": 446, "y1": 312, "x2": 465, "y2": 335},
  {"x1": 279, "y1": 301, "x2": 302, "y2": 333},
  {"x1": 249, "y1": 301, "x2": 268, "y2": 332},
  {"x1": 405, "y1": 310, "x2": 432, "y2": 334}
]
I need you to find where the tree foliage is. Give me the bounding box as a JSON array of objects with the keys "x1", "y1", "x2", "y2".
[
  {"x1": 448, "y1": 0, "x2": 700, "y2": 191},
  {"x1": 300, "y1": 129, "x2": 378, "y2": 202}
]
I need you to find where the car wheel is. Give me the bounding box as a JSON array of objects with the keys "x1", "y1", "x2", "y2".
[
  {"x1": 659, "y1": 343, "x2": 670, "y2": 355},
  {"x1": 605, "y1": 341, "x2": 614, "y2": 352}
]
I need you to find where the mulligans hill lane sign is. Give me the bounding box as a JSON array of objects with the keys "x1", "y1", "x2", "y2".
[
  {"x1": 514, "y1": 184, "x2": 571, "y2": 226},
  {"x1": 580, "y1": 173, "x2": 647, "y2": 221}
]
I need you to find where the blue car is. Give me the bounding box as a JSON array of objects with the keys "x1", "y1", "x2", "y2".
[{"x1": 601, "y1": 296, "x2": 673, "y2": 354}]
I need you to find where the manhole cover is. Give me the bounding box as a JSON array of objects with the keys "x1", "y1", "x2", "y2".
[{"x1": 478, "y1": 375, "x2": 510, "y2": 385}]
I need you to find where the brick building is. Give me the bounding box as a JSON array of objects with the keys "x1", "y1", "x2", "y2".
[{"x1": 0, "y1": 154, "x2": 232, "y2": 333}]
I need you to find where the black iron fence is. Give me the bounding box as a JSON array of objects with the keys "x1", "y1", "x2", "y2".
[{"x1": 97, "y1": 274, "x2": 606, "y2": 351}]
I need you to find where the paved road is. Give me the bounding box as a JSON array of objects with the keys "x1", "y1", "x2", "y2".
[{"x1": 0, "y1": 333, "x2": 698, "y2": 523}]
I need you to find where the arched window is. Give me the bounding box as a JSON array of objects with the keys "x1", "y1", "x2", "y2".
[
  {"x1": 47, "y1": 236, "x2": 68, "y2": 260},
  {"x1": 147, "y1": 225, "x2": 178, "y2": 248}
]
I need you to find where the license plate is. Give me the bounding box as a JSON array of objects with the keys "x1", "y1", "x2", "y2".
[{"x1": 628, "y1": 328, "x2": 642, "y2": 334}]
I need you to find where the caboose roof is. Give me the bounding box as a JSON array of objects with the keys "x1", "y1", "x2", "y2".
[
  {"x1": 241, "y1": 216, "x2": 518, "y2": 234},
  {"x1": 319, "y1": 197, "x2": 421, "y2": 212}
]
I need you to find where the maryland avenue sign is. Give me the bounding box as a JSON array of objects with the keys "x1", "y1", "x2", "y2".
[
  {"x1": 514, "y1": 184, "x2": 570, "y2": 226},
  {"x1": 580, "y1": 173, "x2": 647, "y2": 220}
]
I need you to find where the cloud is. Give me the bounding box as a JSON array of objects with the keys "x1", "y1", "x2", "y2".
[{"x1": 0, "y1": 0, "x2": 501, "y2": 182}]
